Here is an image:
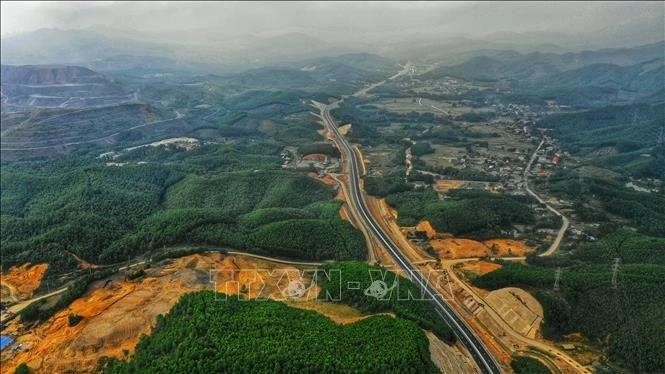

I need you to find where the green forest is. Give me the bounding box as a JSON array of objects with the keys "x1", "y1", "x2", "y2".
[
  {"x1": 385, "y1": 189, "x2": 534, "y2": 235},
  {"x1": 1, "y1": 142, "x2": 366, "y2": 277},
  {"x1": 510, "y1": 356, "x2": 551, "y2": 374},
  {"x1": 103, "y1": 291, "x2": 438, "y2": 373}
]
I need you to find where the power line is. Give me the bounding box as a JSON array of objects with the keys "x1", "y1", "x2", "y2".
[
  {"x1": 611, "y1": 258, "x2": 621, "y2": 289},
  {"x1": 553, "y1": 267, "x2": 561, "y2": 291}
]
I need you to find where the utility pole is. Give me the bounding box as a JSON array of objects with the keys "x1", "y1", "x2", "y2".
[
  {"x1": 553, "y1": 267, "x2": 561, "y2": 291},
  {"x1": 612, "y1": 258, "x2": 621, "y2": 289}
]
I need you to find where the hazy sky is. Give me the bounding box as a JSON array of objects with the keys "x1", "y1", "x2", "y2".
[{"x1": 2, "y1": 1, "x2": 662, "y2": 39}]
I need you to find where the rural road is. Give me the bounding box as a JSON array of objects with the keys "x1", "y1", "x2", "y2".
[
  {"x1": 314, "y1": 65, "x2": 503, "y2": 373},
  {"x1": 0, "y1": 288, "x2": 67, "y2": 323},
  {"x1": 524, "y1": 140, "x2": 570, "y2": 256}
]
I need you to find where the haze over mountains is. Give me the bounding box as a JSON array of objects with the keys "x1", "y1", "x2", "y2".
[{"x1": 1, "y1": 0, "x2": 663, "y2": 71}]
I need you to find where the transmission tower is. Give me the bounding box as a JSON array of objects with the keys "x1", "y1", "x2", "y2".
[
  {"x1": 553, "y1": 267, "x2": 561, "y2": 291},
  {"x1": 612, "y1": 258, "x2": 621, "y2": 289},
  {"x1": 657, "y1": 125, "x2": 664, "y2": 147}
]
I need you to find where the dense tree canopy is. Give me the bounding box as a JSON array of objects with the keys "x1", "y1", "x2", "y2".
[{"x1": 104, "y1": 291, "x2": 438, "y2": 373}]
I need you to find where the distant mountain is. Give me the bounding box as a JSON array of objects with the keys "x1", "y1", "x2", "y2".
[
  {"x1": 427, "y1": 41, "x2": 665, "y2": 81},
  {"x1": 481, "y1": 15, "x2": 665, "y2": 52},
  {"x1": 302, "y1": 53, "x2": 397, "y2": 73},
  {"x1": 423, "y1": 42, "x2": 664, "y2": 107},
  {"x1": 0, "y1": 29, "x2": 355, "y2": 71},
  {"x1": 241, "y1": 32, "x2": 352, "y2": 63},
  {"x1": 1, "y1": 64, "x2": 129, "y2": 110},
  {"x1": 537, "y1": 59, "x2": 664, "y2": 94},
  {"x1": 0, "y1": 28, "x2": 170, "y2": 65},
  {"x1": 1, "y1": 64, "x2": 109, "y2": 85},
  {"x1": 429, "y1": 53, "x2": 559, "y2": 82},
  {"x1": 209, "y1": 53, "x2": 398, "y2": 93},
  {"x1": 528, "y1": 58, "x2": 665, "y2": 106}
]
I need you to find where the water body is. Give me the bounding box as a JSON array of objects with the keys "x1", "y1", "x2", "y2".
[{"x1": 0, "y1": 335, "x2": 14, "y2": 350}]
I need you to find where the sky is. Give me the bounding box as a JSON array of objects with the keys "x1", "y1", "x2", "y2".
[{"x1": 2, "y1": 1, "x2": 662, "y2": 40}]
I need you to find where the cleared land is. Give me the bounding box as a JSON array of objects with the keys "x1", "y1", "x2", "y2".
[
  {"x1": 0, "y1": 263, "x2": 48, "y2": 302},
  {"x1": 431, "y1": 238, "x2": 532, "y2": 259}
]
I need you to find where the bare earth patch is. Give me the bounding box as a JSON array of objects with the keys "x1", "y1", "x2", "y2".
[
  {"x1": 484, "y1": 287, "x2": 543, "y2": 339},
  {"x1": 0, "y1": 263, "x2": 48, "y2": 302},
  {"x1": 482, "y1": 239, "x2": 532, "y2": 257},
  {"x1": 434, "y1": 179, "x2": 465, "y2": 192},
  {"x1": 416, "y1": 220, "x2": 437, "y2": 239},
  {"x1": 459, "y1": 260, "x2": 503, "y2": 277},
  {"x1": 431, "y1": 238, "x2": 532, "y2": 259}
]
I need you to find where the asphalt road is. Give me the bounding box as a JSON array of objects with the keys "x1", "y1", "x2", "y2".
[
  {"x1": 319, "y1": 102, "x2": 502, "y2": 374},
  {"x1": 524, "y1": 140, "x2": 570, "y2": 256}
]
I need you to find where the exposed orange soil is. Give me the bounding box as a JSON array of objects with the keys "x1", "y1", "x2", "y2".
[
  {"x1": 307, "y1": 172, "x2": 338, "y2": 186},
  {"x1": 416, "y1": 220, "x2": 437, "y2": 239},
  {"x1": 338, "y1": 204, "x2": 352, "y2": 223},
  {"x1": 0, "y1": 263, "x2": 48, "y2": 300},
  {"x1": 338, "y1": 124, "x2": 351, "y2": 136},
  {"x1": 387, "y1": 205, "x2": 398, "y2": 219},
  {"x1": 459, "y1": 260, "x2": 503, "y2": 276},
  {"x1": 303, "y1": 153, "x2": 327, "y2": 162},
  {"x1": 482, "y1": 239, "x2": 531, "y2": 257},
  {"x1": 430, "y1": 238, "x2": 532, "y2": 259},
  {"x1": 1, "y1": 253, "x2": 370, "y2": 373},
  {"x1": 434, "y1": 179, "x2": 465, "y2": 192},
  {"x1": 431, "y1": 238, "x2": 488, "y2": 258}
]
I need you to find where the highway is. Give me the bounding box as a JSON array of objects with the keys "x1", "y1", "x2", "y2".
[{"x1": 318, "y1": 101, "x2": 503, "y2": 374}]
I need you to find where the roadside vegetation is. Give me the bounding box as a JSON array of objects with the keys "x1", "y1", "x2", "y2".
[
  {"x1": 319, "y1": 261, "x2": 456, "y2": 342},
  {"x1": 510, "y1": 356, "x2": 551, "y2": 374}
]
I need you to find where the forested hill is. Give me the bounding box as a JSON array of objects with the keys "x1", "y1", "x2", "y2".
[
  {"x1": 424, "y1": 42, "x2": 665, "y2": 107},
  {"x1": 538, "y1": 102, "x2": 665, "y2": 179},
  {"x1": 103, "y1": 291, "x2": 438, "y2": 373},
  {"x1": 1, "y1": 143, "x2": 366, "y2": 280}
]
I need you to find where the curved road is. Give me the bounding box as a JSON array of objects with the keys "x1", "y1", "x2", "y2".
[
  {"x1": 318, "y1": 101, "x2": 502, "y2": 374},
  {"x1": 523, "y1": 140, "x2": 570, "y2": 256}
]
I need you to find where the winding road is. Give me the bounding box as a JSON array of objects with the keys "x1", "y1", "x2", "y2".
[{"x1": 524, "y1": 140, "x2": 570, "y2": 256}]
